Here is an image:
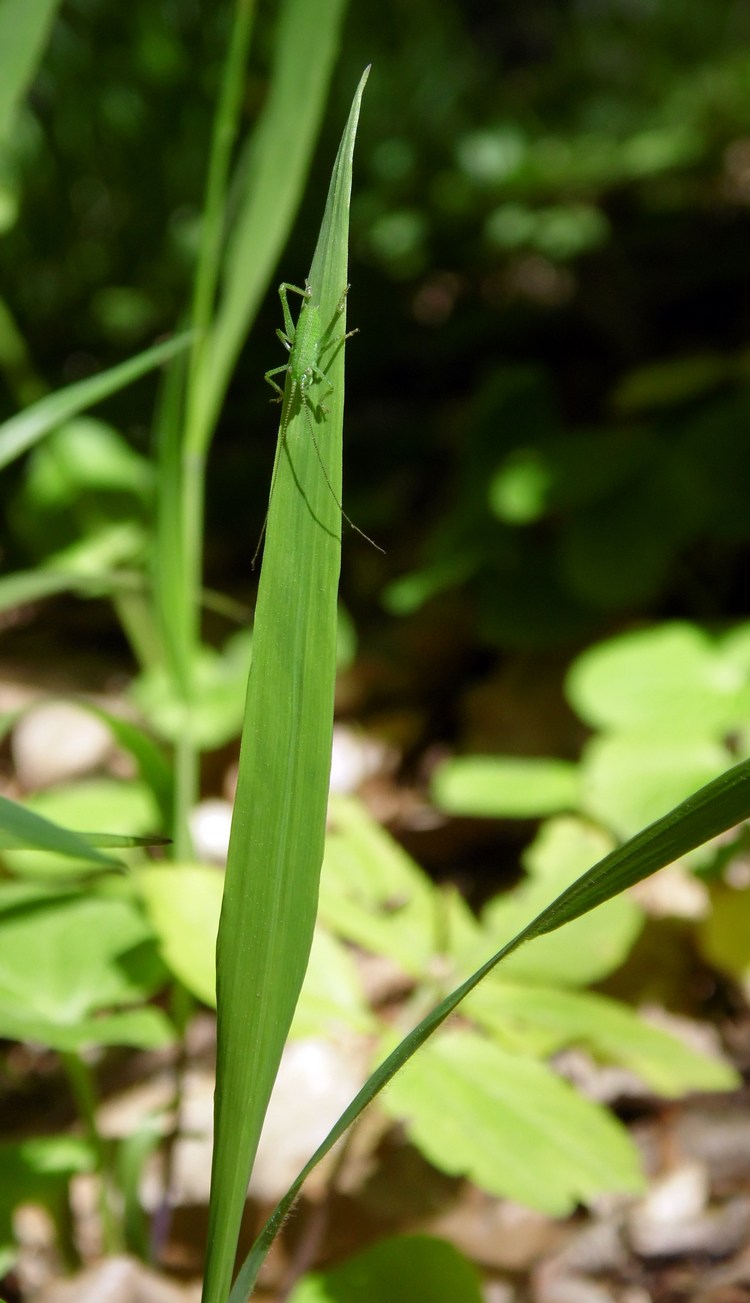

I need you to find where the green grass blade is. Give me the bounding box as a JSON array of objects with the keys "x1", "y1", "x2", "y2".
[
  {"x1": 0, "y1": 794, "x2": 117, "y2": 866},
  {"x1": 186, "y1": 0, "x2": 256, "y2": 415},
  {"x1": 0, "y1": 333, "x2": 190, "y2": 472},
  {"x1": 229, "y1": 755, "x2": 750, "y2": 1302},
  {"x1": 191, "y1": 0, "x2": 348, "y2": 452},
  {"x1": 0, "y1": 0, "x2": 59, "y2": 143},
  {"x1": 201, "y1": 69, "x2": 369, "y2": 1303}
]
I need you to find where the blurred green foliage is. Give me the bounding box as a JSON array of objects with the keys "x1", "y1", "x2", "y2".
[{"x1": 1, "y1": 0, "x2": 749, "y2": 652}]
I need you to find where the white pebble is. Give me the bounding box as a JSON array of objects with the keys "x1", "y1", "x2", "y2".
[{"x1": 12, "y1": 700, "x2": 113, "y2": 790}]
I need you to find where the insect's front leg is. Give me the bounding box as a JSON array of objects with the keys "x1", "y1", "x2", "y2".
[
  {"x1": 278, "y1": 281, "x2": 311, "y2": 340},
  {"x1": 264, "y1": 362, "x2": 289, "y2": 402}
]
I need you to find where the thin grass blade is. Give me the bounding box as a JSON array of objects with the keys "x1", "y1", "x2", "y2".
[
  {"x1": 0, "y1": 794, "x2": 117, "y2": 865},
  {"x1": 0, "y1": 333, "x2": 190, "y2": 472},
  {"x1": 201, "y1": 69, "x2": 369, "y2": 1303},
  {"x1": 229, "y1": 755, "x2": 750, "y2": 1302}
]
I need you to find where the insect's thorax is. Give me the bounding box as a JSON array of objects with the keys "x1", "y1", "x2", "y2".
[{"x1": 293, "y1": 304, "x2": 323, "y2": 378}]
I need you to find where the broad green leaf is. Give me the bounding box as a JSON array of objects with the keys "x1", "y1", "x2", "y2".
[
  {"x1": 0, "y1": 888, "x2": 170, "y2": 1050},
  {"x1": 230, "y1": 757, "x2": 750, "y2": 1302},
  {"x1": 480, "y1": 875, "x2": 641, "y2": 989},
  {"x1": 475, "y1": 818, "x2": 639, "y2": 986},
  {"x1": 138, "y1": 864, "x2": 223, "y2": 1007},
  {"x1": 0, "y1": 0, "x2": 59, "y2": 145},
  {"x1": 566, "y1": 623, "x2": 750, "y2": 737},
  {"x1": 382, "y1": 1029, "x2": 643, "y2": 1214},
  {"x1": 477, "y1": 816, "x2": 641, "y2": 989},
  {"x1": 580, "y1": 734, "x2": 729, "y2": 840},
  {"x1": 0, "y1": 793, "x2": 115, "y2": 867},
  {"x1": 287, "y1": 1235, "x2": 483, "y2": 1303},
  {"x1": 203, "y1": 71, "x2": 368, "y2": 1303},
  {"x1": 1, "y1": 779, "x2": 160, "y2": 877},
  {"x1": 432, "y1": 755, "x2": 580, "y2": 819},
  {"x1": 319, "y1": 796, "x2": 436, "y2": 977},
  {"x1": 290, "y1": 926, "x2": 375, "y2": 1039},
  {"x1": 0, "y1": 333, "x2": 190, "y2": 472},
  {"x1": 523, "y1": 815, "x2": 615, "y2": 880},
  {"x1": 140, "y1": 861, "x2": 373, "y2": 1035},
  {"x1": 467, "y1": 981, "x2": 737, "y2": 1096}
]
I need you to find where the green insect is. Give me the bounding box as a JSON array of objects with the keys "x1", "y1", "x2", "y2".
[{"x1": 253, "y1": 281, "x2": 381, "y2": 566}]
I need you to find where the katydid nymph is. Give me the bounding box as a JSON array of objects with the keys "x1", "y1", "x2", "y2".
[{"x1": 252, "y1": 280, "x2": 382, "y2": 567}]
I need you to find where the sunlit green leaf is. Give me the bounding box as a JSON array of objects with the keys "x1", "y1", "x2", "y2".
[
  {"x1": 0, "y1": 888, "x2": 171, "y2": 1050},
  {"x1": 580, "y1": 733, "x2": 729, "y2": 840},
  {"x1": 138, "y1": 863, "x2": 223, "y2": 1007},
  {"x1": 319, "y1": 796, "x2": 436, "y2": 977},
  {"x1": 567, "y1": 623, "x2": 750, "y2": 737},
  {"x1": 433, "y1": 755, "x2": 580, "y2": 819},
  {"x1": 467, "y1": 981, "x2": 737, "y2": 1096},
  {"x1": 382, "y1": 1029, "x2": 643, "y2": 1214}
]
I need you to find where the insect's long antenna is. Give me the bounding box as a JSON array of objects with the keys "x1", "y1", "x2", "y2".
[
  {"x1": 302, "y1": 400, "x2": 385, "y2": 554},
  {"x1": 251, "y1": 509, "x2": 269, "y2": 570}
]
